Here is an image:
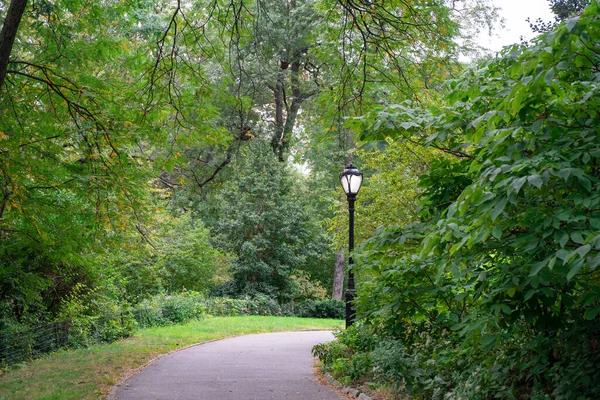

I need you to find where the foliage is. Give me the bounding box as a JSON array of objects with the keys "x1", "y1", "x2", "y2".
[
  {"x1": 528, "y1": 0, "x2": 591, "y2": 33},
  {"x1": 57, "y1": 284, "x2": 135, "y2": 347},
  {"x1": 132, "y1": 291, "x2": 206, "y2": 328},
  {"x1": 0, "y1": 0, "x2": 171, "y2": 330},
  {"x1": 210, "y1": 139, "x2": 334, "y2": 300},
  {"x1": 328, "y1": 140, "x2": 436, "y2": 252},
  {"x1": 289, "y1": 270, "x2": 328, "y2": 301},
  {"x1": 132, "y1": 293, "x2": 343, "y2": 329},
  {"x1": 312, "y1": 324, "x2": 379, "y2": 384},
  {"x1": 206, "y1": 297, "x2": 344, "y2": 319},
  {"x1": 315, "y1": 3, "x2": 600, "y2": 399},
  {"x1": 0, "y1": 1, "x2": 507, "y2": 392},
  {"x1": 155, "y1": 213, "x2": 230, "y2": 293},
  {"x1": 295, "y1": 299, "x2": 345, "y2": 320}
]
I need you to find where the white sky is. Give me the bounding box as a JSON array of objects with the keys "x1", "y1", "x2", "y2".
[{"x1": 479, "y1": 0, "x2": 555, "y2": 52}]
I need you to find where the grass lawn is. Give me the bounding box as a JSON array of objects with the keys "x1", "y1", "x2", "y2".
[{"x1": 0, "y1": 316, "x2": 342, "y2": 400}]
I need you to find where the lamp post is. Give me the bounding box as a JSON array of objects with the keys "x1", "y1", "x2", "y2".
[{"x1": 339, "y1": 164, "x2": 363, "y2": 328}]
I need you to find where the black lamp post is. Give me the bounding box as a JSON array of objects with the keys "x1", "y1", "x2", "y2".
[{"x1": 339, "y1": 164, "x2": 363, "y2": 328}]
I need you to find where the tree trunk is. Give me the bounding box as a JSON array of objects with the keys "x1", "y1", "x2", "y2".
[
  {"x1": 332, "y1": 249, "x2": 344, "y2": 300},
  {"x1": 0, "y1": 0, "x2": 28, "y2": 92}
]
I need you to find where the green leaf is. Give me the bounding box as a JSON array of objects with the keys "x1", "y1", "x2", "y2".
[
  {"x1": 556, "y1": 60, "x2": 571, "y2": 70},
  {"x1": 583, "y1": 294, "x2": 598, "y2": 307},
  {"x1": 510, "y1": 177, "x2": 527, "y2": 194},
  {"x1": 559, "y1": 233, "x2": 569, "y2": 248},
  {"x1": 524, "y1": 289, "x2": 537, "y2": 301},
  {"x1": 527, "y1": 174, "x2": 543, "y2": 189},
  {"x1": 480, "y1": 335, "x2": 497, "y2": 346},
  {"x1": 566, "y1": 17, "x2": 578, "y2": 32},
  {"x1": 569, "y1": 244, "x2": 591, "y2": 262},
  {"x1": 567, "y1": 260, "x2": 585, "y2": 281},
  {"x1": 491, "y1": 198, "x2": 507, "y2": 221},
  {"x1": 570, "y1": 232, "x2": 584, "y2": 244},
  {"x1": 557, "y1": 249, "x2": 570, "y2": 261},
  {"x1": 578, "y1": 176, "x2": 592, "y2": 192},
  {"x1": 500, "y1": 304, "x2": 511, "y2": 314},
  {"x1": 544, "y1": 68, "x2": 555, "y2": 85},
  {"x1": 450, "y1": 237, "x2": 469, "y2": 255},
  {"x1": 507, "y1": 288, "x2": 516, "y2": 297},
  {"x1": 492, "y1": 225, "x2": 503, "y2": 240},
  {"x1": 548, "y1": 256, "x2": 557, "y2": 271},
  {"x1": 447, "y1": 203, "x2": 457, "y2": 219},
  {"x1": 584, "y1": 306, "x2": 600, "y2": 320},
  {"x1": 467, "y1": 319, "x2": 485, "y2": 331},
  {"x1": 529, "y1": 260, "x2": 546, "y2": 276}
]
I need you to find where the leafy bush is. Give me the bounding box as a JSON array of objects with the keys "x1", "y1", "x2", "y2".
[
  {"x1": 57, "y1": 284, "x2": 135, "y2": 347},
  {"x1": 289, "y1": 270, "x2": 328, "y2": 301},
  {"x1": 132, "y1": 291, "x2": 206, "y2": 328},
  {"x1": 157, "y1": 215, "x2": 230, "y2": 293},
  {"x1": 191, "y1": 296, "x2": 342, "y2": 319},
  {"x1": 205, "y1": 297, "x2": 252, "y2": 316},
  {"x1": 295, "y1": 299, "x2": 345, "y2": 319},
  {"x1": 313, "y1": 325, "x2": 377, "y2": 385},
  {"x1": 315, "y1": 5, "x2": 600, "y2": 399},
  {"x1": 248, "y1": 295, "x2": 281, "y2": 316}
]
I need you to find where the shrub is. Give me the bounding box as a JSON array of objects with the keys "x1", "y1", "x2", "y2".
[
  {"x1": 295, "y1": 299, "x2": 345, "y2": 319},
  {"x1": 205, "y1": 297, "x2": 252, "y2": 316},
  {"x1": 248, "y1": 295, "x2": 283, "y2": 316},
  {"x1": 131, "y1": 291, "x2": 206, "y2": 328},
  {"x1": 323, "y1": 5, "x2": 600, "y2": 400},
  {"x1": 57, "y1": 284, "x2": 135, "y2": 347},
  {"x1": 289, "y1": 270, "x2": 328, "y2": 301}
]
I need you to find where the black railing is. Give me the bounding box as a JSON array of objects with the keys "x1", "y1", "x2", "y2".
[{"x1": 0, "y1": 320, "x2": 70, "y2": 366}]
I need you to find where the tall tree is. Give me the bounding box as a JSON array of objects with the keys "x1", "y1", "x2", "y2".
[
  {"x1": 0, "y1": 0, "x2": 217, "y2": 322},
  {"x1": 210, "y1": 139, "x2": 333, "y2": 300},
  {"x1": 0, "y1": 0, "x2": 28, "y2": 90},
  {"x1": 528, "y1": 0, "x2": 591, "y2": 33}
]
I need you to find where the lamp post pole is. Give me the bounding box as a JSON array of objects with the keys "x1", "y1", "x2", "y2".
[
  {"x1": 345, "y1": 194, "x2": 356, "y2": 328},
  {"x1": 339, "y1": 164, "x2": 362, "y2": 329}
]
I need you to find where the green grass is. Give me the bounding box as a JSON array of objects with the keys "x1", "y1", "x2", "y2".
[{"x1": 0, "y1": 316, "x2": 342, "y2": 400}]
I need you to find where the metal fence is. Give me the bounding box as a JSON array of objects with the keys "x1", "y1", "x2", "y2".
[{"x1": 0, "y1": 320, "x2": 70, "y2": 366}]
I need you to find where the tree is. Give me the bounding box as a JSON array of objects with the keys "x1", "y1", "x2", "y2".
[
  {"x1": 0, "y1": 0, "x2": 28, "y2": 89},
  {"x1": 528, "y1": 0, "x2": 591, "y2": 33},
  {"x1": 210, "y1": 139, "x2": 333, "y2": 300},
  {"x1": 0, "y1": 0, "x2": 221, "y2": 323}
]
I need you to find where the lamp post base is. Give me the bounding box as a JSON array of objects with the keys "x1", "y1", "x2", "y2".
[{"x1": 345, "y1": 288, "x2": 356, "y2": 328}]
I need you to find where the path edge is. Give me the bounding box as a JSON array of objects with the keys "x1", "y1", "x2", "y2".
[{"x1": 316, "y1": 368, "x2": 372, "y2": 400}]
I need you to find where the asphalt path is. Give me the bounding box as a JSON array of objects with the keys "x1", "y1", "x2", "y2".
[{"x1": 113, "y1": 331, "x2": 344, "y2": 400}]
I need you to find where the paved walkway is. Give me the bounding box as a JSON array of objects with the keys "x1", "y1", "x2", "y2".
[{"x1": 113, "y1": 331, "x2": 344, "y2": 400}]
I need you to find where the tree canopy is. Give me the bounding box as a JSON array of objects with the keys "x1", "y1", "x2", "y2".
[{"x1": 3, "y1": 2, "x2": 598, "y2": 398}]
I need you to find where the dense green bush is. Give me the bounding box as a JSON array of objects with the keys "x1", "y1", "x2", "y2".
[
  {"x1": 131, "y1": 294, "x2": 341, "y2": 329},
  {"x1": 57, "y1": 284, "x2": 135, "y2": 347},
  {"x1": 206, "y1": 296, "x2": 339, "y2": 318},
  {"x1": 205, "y1": 297, "x2": 252, "y2": 316},
  {"x1": 289, "y1": 270, "x2": 328, "y2": 301},
  {"x1": 205, "y1": 296, "x2": 289, "y2": 317},
  {"x1": 132, "y1": 291, "x2": 206, "y2": 328},
  {"x1": 316, "y1": 5, "x2": 600, "y2": 399},
  {"x1": 295, "y1": 299, "x2": 345, "y2": 319}
]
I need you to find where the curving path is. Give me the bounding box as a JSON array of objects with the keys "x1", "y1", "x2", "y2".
[{"x1": 112, "y1": 331, "x2": 344, "y2": 400}]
